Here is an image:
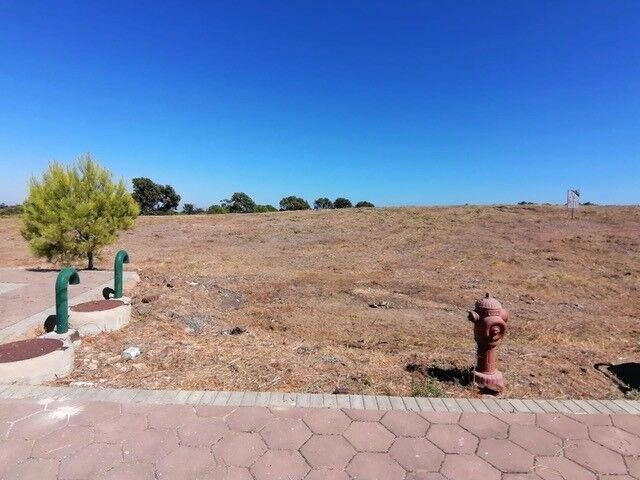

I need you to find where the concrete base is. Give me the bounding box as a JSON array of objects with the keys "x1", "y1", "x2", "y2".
[
  {"x1": 40, "y1": 329, "x2": 81, "y2": 347},
  {"x1": 473, "y1": 369, "x2": 505, "y2": 393},
  {"x1": 0, "y1": 339, "x2": 74, "y2": 384},
  {"x1": 69, "y1": 299, "x2": 131, "y2": 336}
]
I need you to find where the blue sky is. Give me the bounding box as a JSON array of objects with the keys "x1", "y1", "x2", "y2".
[{"x1": 1, "y1": 1, "x2": 639, "y2": 207}]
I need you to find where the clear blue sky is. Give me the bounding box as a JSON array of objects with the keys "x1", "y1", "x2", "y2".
[{"x1": 1, "y1": 1, "x2": 639, "y2": 207}]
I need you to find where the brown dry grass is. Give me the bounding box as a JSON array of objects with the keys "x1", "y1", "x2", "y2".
[{"x1": 1, "y1": 206, "x2": 639, "y2": 398}]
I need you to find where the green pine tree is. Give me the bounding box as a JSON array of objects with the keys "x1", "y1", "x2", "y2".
[{"x1": 20, "y1": 154, "x2": 140, "y2": 269}]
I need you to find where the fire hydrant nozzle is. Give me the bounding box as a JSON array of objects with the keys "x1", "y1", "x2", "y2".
[{"x1": 468, "y1": 293, "x2": 509, "y2": 393}]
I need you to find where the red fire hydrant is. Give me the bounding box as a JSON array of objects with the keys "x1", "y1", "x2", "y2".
[{"x1": 468, "y1": 293, "x2": 509, "y2": 393}]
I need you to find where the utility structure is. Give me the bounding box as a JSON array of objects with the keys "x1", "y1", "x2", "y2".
[{"x1": 467, "y1": 293, "x2": 509, "y2": 393}]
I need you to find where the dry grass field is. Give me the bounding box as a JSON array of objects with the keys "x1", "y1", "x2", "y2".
[{"x1": 1, "y1": 205, "x2": 639, "y2": 399}]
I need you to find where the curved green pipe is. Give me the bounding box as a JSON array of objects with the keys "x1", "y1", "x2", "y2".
[
  {"x1": 55, "y1": 268, "x2": 80, "y2": 334},
  {"x1": 114, "y1": 250, "x2": 129, "y2": 298}
]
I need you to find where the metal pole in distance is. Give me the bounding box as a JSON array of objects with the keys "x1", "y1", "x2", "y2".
[
  {"x1": 114, "y1": 250, "x2": 129, "y2": 298},
  {"x1": 55, "y1": 268, "x2": 80, "y2": 334}
]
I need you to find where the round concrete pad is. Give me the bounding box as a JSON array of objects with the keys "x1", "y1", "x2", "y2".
[
  {"x1": 71, "y1": 299, "x2": 124, "y2": 312},
  {"x1": 0, "y1": 338, "x2": 64, "y2": 363}
]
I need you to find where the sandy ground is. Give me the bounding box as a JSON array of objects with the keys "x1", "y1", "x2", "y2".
[{"x1": 1, "y1": 206, "x2": 638, "y2": 399}]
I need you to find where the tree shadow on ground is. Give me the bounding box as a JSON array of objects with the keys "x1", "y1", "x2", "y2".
[{"x1": 595, "y1": 362, "x2": 640, "y2": 393}]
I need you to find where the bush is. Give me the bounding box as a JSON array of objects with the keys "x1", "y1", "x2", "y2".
[
  {"x1": 207, "y1": 205, "x2": 230, "y2": 214},
  {"x1": 0, "y1": 203, "x2": 23, "y2": 216},
  {"x1": 132, "y1": 177, "x2": 181, "y2": 214},
  {"x1": 355, "y1": 201, "x2": 374, "y2": 208},
  {"x1": 314, "y1": 197, "x2": 333, "y2": 209},
  {"x1": 254, "y1": 204, "x2": 278, "y2": 213},
  {"x1": 222, "y1": 192, "x2": 256, "y2": 213},
  {"x1": 279, "y1": 196, "x2": 310, "y2": 211},
  {"x1": 182, "y1": 204, "x2": 204, "y2": 214},
  {"x1": 21, "y1": 154, "x2": 139, "y2": 269},
  {"x1": 334, "y1": 197, "x2": 352, "y2": 209}
]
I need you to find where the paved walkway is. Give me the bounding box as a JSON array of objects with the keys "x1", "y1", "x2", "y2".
[{"x1": 1, "y1": 393, "x2": 639, "y2": 480}]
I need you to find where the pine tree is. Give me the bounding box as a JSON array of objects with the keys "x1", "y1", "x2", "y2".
[{"x1": 20, "y1": 154, "x2": 140, "y2": 269}]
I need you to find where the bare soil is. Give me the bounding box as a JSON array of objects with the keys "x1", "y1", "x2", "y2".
[{"x1": 1, "y1": 206, "x2": 639, "y2": 399}]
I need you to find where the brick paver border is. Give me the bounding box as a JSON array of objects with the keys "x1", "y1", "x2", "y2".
[{"x1": 1, "y1": 383, "x2": 638, "y2": 414}]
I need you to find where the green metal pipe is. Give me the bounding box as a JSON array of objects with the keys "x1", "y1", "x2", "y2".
[
  {"x1": 55, "y1": 268, "x2": 80, "y2": 334},
  {"x1": 114, "y1": 250, "x2": 129, "y2": 298}
]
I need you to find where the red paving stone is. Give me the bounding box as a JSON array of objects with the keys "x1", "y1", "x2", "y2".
[{"x1": 1, "y1": 397, "x2": 640, "y2": 479}]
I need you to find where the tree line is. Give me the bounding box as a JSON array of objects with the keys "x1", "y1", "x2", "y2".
[{"x1": 132, "y1": 177, "x2": 374, "y2": 215}]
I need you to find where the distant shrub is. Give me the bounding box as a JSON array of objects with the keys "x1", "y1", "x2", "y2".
[
  {"x1": 517, "y1": 201, "x2": 535, "y2": 205},
  {"x1": 334, "y1": 197, "x2": 352, "y2": 209},
  {"x1": 207, "y1": 205, "x2": 230, "y2": 214},
  {"x1": 280, "y1": 196, "x2": 310, "y2": 211},
  {"x1": 355, "y1": 201, "x2": 374, "y2": 208},
  {"x1": 254, "y1": 204, "x2": 278, "y2": 213},
  {"x1": 182, "y1": 203, "x2": 204, "y2": 214},
  {"x1": 314, "y1": 197, "x2": 333, "y2": 209},
  {"x1": 222, "y1": 192, "x2": 256, "y2": 213},
  {"x1": 0, "y1": 203, "x2": 22, "y2": 216}
]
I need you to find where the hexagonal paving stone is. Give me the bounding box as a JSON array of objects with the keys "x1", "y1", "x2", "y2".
[
  {"x1": 214, "y1": 431, "x2": 267, "y2": 467},
  {"x1": 251, "y1": 449, "x2": 310, "y2": 480},
  {"x1": 0, "y1": 439, "x2": 32, "y2": 478},
  {"x1": 269, "y1": 407, "x2": 308, "y2": 419},
  {"x1": 347, "y1": 452, "x2": 406, "y2": 480},
  {"x1": 426, "y1": 424, "x2": 478, "y2": 454},
  {"x1": 260, "y1": 417, "x2": 312, "y2": 450},
  {"x1": 406, "y1": 474, "x2": 448, "y2": 480},
  {"x1": 303, "y1": 409, "x2": 351, "y2": 434},
  {"x1": 7, "y1": 411, "x2": 67, "y2": 440},
  {"x1": 196, "y1": 405, "x2": 237, "y2": 418},
  {"x1": 305, "y1": 469, "x2": 350, "y2": 480},
  {"x1": 178, "y1": 416, "x2": 228, "y2": 447},
  {"x1": 389, "y1": 437, "x2": 444, "y2": 471},
  {"x1": 343, "y1": 409, "x2": 386, "y2": 422},
  {"x1": 32, "y1": 425, "x2": 93, "y2": 458},
  {"x1": 68, "y1": 401, "x2": 121, "y2": 426},
  {"x1": 564, "y1": 439, "x2": 627, "y2": 475},
  {"x1": 612, "y1": 414, "x2": 640, "y2": 436},
  {"x1": 589, "y1": 425, "x2": 640, "y2": 456},
  {"x1": 440, "y1": 454, "x2": 501, "y2": 480},
  {"x1": 568, "y1": 413, "x2": 611, "y2": 426},
  {"x1": 147, "y1": 404, "x2": 198, "y2": 429},
  {"x1": 381, "y1": 411, "x2": 430, "y2": 437},
  {"x1": 3, "y1": 457, "x2": 59, "y2": 480},
  {"x1": 59, "y1": 442, "x2": 124, "y2": 479},
  {"x1": 502, "y1": 474, "x2": 544, "y2": 480},
  {"x1": 156, "y1": 445, "x2": 218, "y2": 479},
  {"x1": 492, "y1": 413, "x2": 536, "y2": 426},
  {"x1": 100, "y1": 463, "x2": 156, "y2": 480},
  {"x1": 419, "y1": 412, "x2": 460, "y2": 424},
  {"x1": 300, "y1": 435, "x2": 356, "y2": 469},
  {"x1": 459, "y1": 413, "x2": 508, "y2": 439},
  {"x1": 509, "y1": 424, "x2": 563, "y2": 456},
  {"x1": 197, "y1": 466, "x2": 253, "y2": 480},
  {"x1": 122, "y1": 427, "x2": 179, "y2": 463},
  {"x1": 477, "y1": 439, "x2": 534, "y2": 473},
  {"x1": 627, "y1": 457, "x2": 640, "y2": 478},
  {"x1": 535, "y1": 456, "x2": 595, "y2": 480},
  {"x1": 226, "y1": 407, "x2": 273, "y2": 432},
  {"x1": 0, "y1": 399, "x2": 44, "y2": 422},
  {"x1": 537, "y1": 414, "x2": 589, "y2": 440},
  {"x1": 344, "y1": 422, "x2": 395, "y2": 452},
  {"x1": 93, "y1": 413, "x2": 147, "y2": 443}
]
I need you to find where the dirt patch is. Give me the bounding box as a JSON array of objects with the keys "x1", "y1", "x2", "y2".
[{"x1": 1, "y1": 206, "x2": 639, "y2": 398}]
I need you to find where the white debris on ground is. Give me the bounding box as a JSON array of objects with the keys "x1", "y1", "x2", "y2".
[{"x1": 121, "y1": 346, "x2": 141, "y2": 360}]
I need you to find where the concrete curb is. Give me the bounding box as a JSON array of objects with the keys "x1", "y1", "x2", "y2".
[
  {"x1": 0, "y1": 271, "x2": 140, "y2": 342},
  {"x1": 0, "y1": 383, "x2": 638, "y2": 414}
]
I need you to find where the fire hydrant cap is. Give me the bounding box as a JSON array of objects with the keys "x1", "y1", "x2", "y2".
[{"x1": 475, "y1": 293, "x2": 502, "y2": 311}]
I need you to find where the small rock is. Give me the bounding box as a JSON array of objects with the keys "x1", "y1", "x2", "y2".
[
  {"x1": 70, "y1": 381, "x2": 94, "y2": 387},
  {"x1": 131, "y1": 363, "x2": 146, "y2": 370},
  {"x1": 141, "y1": 294, "x2": 160, "y2": 304},
  {"x1": 122, "y1": 346, "x2": 142, "y2": 360},
  {"x1": 87, "y1": 363, "x2": 98, "y2": 371},
  {"x1": 166, "y1": 283, "x2": 174, "y2": 288},
  {"x1": 105, "y1": 355, "x2": 121, "y2": 365},
  {"x1": 369, "y1": 301, "x2": 391, "y2": 309},
  {"x1": 222, "y1": 326, "x2": 246, "y2": 336},
  {"x1": 188, "y1": 281, "x2": 199, "y2": 287}
]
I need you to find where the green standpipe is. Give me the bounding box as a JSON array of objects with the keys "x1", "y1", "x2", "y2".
[
  {"x1": 114, "y1": 250, "x2": 129, "y2": 298},
  {"x1": 55, "y1": 268, "x2": 80, "y2": 334}
]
